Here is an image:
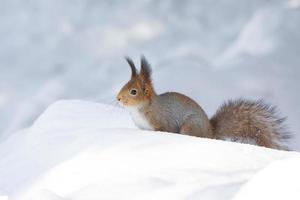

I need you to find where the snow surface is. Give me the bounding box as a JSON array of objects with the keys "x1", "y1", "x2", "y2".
[
  {"x1": 233, "y1": 157, "x2": 300, "y2": 200},
  {"x1": 0, "y1": 0, "x2": 300, "y2": 151},
  {"x1": 0, "y1": 100, "x2": 299, "y2": 200}
]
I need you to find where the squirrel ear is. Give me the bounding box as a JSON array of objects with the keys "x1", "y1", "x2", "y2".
[
  {"x1": 125, "y1": 56, "x2": 137, "y2": 78},
  {"x1": 140, "y1": 55, "x2": 152, "y2": 83}
]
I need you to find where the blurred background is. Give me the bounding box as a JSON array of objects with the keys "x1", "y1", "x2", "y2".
[{"x1": 0, "y1": 0, "x2": 299, "y2": 150}]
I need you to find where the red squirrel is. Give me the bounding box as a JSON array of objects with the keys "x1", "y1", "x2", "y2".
[{"x1": 117, "y1": 56, "x2": 290, "y2": 150}]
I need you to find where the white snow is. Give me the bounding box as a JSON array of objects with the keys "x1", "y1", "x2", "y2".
[
  {"x1": 0, "y1": 100, "x2": 299, "y2": 200},
  {"x1": 233, "y1": 157, "x2": 300, "y2": 200},
  {"x1": 288, "y1": 0, "x2": 300, "y2": 8},
  {"x1": 214, "y1": 7, "x2": 278, "y2": 68}
]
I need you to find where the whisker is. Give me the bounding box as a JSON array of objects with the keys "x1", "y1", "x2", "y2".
[{"x1": 96, "y1": 96, "x2": 127, "y2": 117}]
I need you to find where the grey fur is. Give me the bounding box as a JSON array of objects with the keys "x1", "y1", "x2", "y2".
[
  {"x1": 140, "y1": 92, "x2": 213, "y2": 138},
  {"x1": 210, "y1": 99, "x2": 291, "y2": 150}
]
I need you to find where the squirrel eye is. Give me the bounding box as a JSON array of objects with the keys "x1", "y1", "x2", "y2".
[{"x1": 130, "y1": 89, "x2": 138, "y2": 96}]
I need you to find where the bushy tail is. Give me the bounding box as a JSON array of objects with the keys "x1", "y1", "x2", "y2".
[{"x1": 210, "y1": 99, "x2": 291, "y2": 150}]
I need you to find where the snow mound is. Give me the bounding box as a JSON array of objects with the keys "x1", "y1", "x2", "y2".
[
  {"x1": 233, "y1": 157, "x2": 300, "y2": 200},
  {"x1": 0, "y1": 100, "x2": 299, "y2": 200}
]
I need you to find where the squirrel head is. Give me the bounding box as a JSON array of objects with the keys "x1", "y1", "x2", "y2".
[{"x1": 117, "y1": 56, "x2": 156, "y2": 107}]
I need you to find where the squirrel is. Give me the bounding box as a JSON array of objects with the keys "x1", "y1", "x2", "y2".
[{"x1": 117, "y1": 56, "x2": 290, "y2": 150}]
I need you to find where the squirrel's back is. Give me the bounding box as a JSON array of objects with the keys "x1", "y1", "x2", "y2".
[
  {"x1": 210, "y1": 99, "x2": 290, "y2": 150},
  {"x1": 144, "y1": 92, "x2": 213, "y2": 137}
]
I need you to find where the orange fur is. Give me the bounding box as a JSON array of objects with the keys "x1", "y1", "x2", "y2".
[{"x1": 117, "y1": 57, "x2": 156, "y2": 107}]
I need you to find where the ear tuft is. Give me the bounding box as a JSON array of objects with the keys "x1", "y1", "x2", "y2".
[
  {"x1": 140, "y1": 55, "x2": 152, "y2": 82},
  {"x1": 125, "y1": 56, "x2": 137, "y2": 78}
]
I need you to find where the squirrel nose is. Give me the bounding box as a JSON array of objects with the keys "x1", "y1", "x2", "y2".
[{"x1": 117, "y1": 95, "x2": 122, "y2": 101}]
